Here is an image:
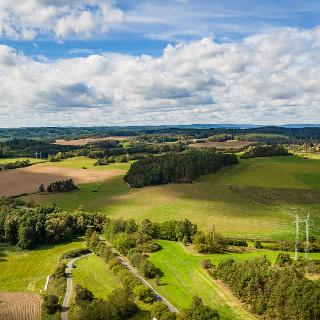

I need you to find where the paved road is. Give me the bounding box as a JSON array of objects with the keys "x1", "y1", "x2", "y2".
[
  {"x1": 61, "y1": 253, "x2": 93, "y2": 320},
  {"x1": 111, "y1": 248, "x2": 179, "y2": 313}
]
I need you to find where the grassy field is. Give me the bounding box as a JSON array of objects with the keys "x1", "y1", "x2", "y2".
[
  {"x1": 72, "y1": 254, "x2": 121, "y2": 299},
  {"x1": 0, "y1": 239, "x2": 85, "y2": 292},
  {"x1": 149, "y1": 240, "x2": 320, "y2": 320},
  {"x1": 36, "y1": 156, "x2": 130, "y2": 171},
  {"x1": 26, "y1": 156, "x2": 320, "y2": 240}
]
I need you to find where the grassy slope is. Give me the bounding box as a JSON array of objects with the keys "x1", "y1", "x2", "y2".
[
  {"x1": 149, "y1": 240, "x2": 320, "y2": 320},
  {"x1": 72, "y1": 254, "x2": 121, "y2": 299},
  {"x1": 26, "y1": 155, "x2": 320, "y2": 239},
  {"x1": 0, "y1": 239, "x2": 85, "y2": 292}
]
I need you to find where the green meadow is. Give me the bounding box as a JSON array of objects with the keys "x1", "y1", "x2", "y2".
[
  {"x1": 72, "y1": 254, "x2": 121, "y2": 299},
  {"x1": 26, "y1": 155, "x2": 320, "y2": 240},
  {"x1": 149, "y1": 240, "x2": 320, "y2": 320},
  {"x1": 0, "y1": 239, "x2": 85, "y2": 292}
]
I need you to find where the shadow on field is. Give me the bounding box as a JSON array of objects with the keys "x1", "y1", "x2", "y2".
[{"x1": 32, "y1": 237, "x2": 84, "y2": 252}]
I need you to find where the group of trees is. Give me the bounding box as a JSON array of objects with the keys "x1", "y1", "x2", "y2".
[
  {"x1": 39, "y1": 179, "x2": 78, "y2": 193},
  {"x1": 85, "y1": 231, "x2": 176, "y2": 319},
  {"x1": 0, "y1": 201, "x2": 105, "y2": 249},
  {"x1": 0, "y1": 159, "x2": 31, "y2": 170},
  {"x1": 214, "y1": 255, "x2": 320, "y2": 319},
  {"x1": 74, "y1": 286, "x2": 139, "y2": 320},
  {"x1": 241, "y1": 144, "x2": 290, "y2": 158},
  {"x1": 94, "y1": 155, "x2": 128, "y2": 166},
  {"x1": 125, "y1": 149, "x2": 238, "y2": 187},
  {"x1": 193, "y1": 230, "x2": 228, "y2": 253}
]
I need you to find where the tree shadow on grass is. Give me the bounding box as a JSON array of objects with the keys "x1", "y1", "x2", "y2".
[{"x1": 0, "y1": 246, "x2": 8, "y2": 263}]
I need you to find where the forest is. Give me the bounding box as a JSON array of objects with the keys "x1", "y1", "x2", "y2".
[
  {"x1": 214, "y1": 255, "x2": 320, "y2": 320},
  {"x1": 124, "y1": 149, "x2": 239, "y2": 187}
]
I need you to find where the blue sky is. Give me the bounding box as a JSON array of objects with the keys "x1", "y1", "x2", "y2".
[
  {"x1": 2, "y1": 0, "x2": 320, "y2": 58},
  {"x1": 0, "y1": 0, "x2": 320, "y2": 127}
]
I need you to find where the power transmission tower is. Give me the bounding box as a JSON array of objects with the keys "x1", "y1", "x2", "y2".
[{"x1": 305, "y1": 213, "x2": 310, "y2": 259}]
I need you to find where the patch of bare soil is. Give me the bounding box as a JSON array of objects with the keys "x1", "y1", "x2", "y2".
[
  {"x1": 0, "y1": 165, "x2": 123, "y2": 197},
  {"x1": 55, "y1": 136, "x2": 131, "y2": 146},
  {"x1": 0, "y1": 292, "x2": 40, "y2": 320}
]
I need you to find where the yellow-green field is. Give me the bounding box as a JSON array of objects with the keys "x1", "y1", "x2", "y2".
[
  {"x1": 149, "y1": 241, "x2": 320, "y2": 320},
  {"x1": 72, "y1": 254, "x2": 121, "y2": 299},
  {"x1": 25, "y1": 155, "x2": 320, "y2": 240},
  {"x1": 0, "y1": 239, "x2": 85, "y2": 292}
]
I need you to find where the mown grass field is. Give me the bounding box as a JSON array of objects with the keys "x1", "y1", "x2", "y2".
[
  {"x1": 0, "y1": 239, "x2": 85, "y2": 292},
  {"x1": 26, "y1": 155, "x2": 320, "y2": 240},
  {"x1": 72, "y1": 254, "x2": 121, "y2": 299},
  {"x1": 36, "y1": 156, "x2": 130, "y2": 171},
  {"x1": 149, "y1": 240, "x2": 320, "y2": 320}
]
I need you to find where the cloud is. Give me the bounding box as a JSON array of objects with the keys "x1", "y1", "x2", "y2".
[
  {"x1": 0, "y1": 0, "x2": 124, "y2": 40},
  {"x1": 1, "y1": 27, "x2": 320, "y2": 127}
]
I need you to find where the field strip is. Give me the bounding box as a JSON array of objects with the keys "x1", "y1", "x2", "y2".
[{"x1": 61, "y1": 253, "x2": 93, "y2": 320}]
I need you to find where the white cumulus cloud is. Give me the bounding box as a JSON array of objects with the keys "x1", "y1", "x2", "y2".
[
  {"x1": 0, "y1": 27, "x2": 320, "y2": 127},
  {"x1": 0, "y1": 0, "x2": 124, "y2": 40}
]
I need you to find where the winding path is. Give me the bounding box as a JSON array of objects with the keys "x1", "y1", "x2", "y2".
[{"x1": 61, "y1": 253, "x2": 93, "y2": 320}]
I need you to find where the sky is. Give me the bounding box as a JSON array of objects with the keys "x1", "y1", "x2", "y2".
[{"x1": 0, "y1": 0, "x2": 320, "y2": 127}]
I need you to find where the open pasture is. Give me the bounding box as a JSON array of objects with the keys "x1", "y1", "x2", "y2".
[
  {"x1": 149, "y1": 241, "x2": 320, "y2": 320},
  {"x1": 0, "y1": 239, "x2": 84, "y2": 292},
  {"x1": 72, "y1": 254, "x2": 121, "y2": 299},
  {"x1": 27, "y1": 156, "x2": 320, "y2": 240},
  {"x1": 0, "y1": 292, "x2": 40, "y2": 320},
  {"x1": 0, "y1": 157, "x2": 128, "y2": 197},
  {"x1": 0, "y1": 158, "x2": 44, "y2": 166},
  {"x1": 55, "y1": 136, "x2": 131, "y2": 146}
]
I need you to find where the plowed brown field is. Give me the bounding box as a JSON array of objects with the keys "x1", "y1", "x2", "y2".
[
  {"x1": 0, "y1": 292, "x2": 40, "y2": 320},
  {"x1": 0, "y1": 165, "x2": 122, "y2": 197}
]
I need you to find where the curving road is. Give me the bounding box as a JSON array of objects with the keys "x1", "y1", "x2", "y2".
[{"x1": 61, "y1": 253, "x2": 93, "y2": 320}]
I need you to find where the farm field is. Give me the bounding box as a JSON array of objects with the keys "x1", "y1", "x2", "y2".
[
  {"x1": 190, "y1": 140, "x2": 253, "y2": 150},
  {"x1": 0, "y1": 292, "x2": 41, "y2": 320},
  {"x1": 72, "y1": 254, "x2": 121, "y2": 299},
  {"x1": 55, "y1": 136, "x2": 132, "y2": 145},
  {"x1": 149, "y1": 241, "x2": 320, "y2": 320},
  {"x1": 26, "y1": 155, "x2": 320, "y2": 240},
  {"x1": 0, "y1": 239, "x2": 85, "y2": 292},
  {"x1": 0, "y1": 157, "x2": 129, "y2": 197}
]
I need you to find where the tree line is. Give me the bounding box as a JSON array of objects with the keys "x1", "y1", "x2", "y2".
[
  {"x1": 0, "y1": 159, "x2": 32, "y2": 170},
  {"x1": 0, "y1": 199, "x2": 105, "y2": 249},
  {"x1": 241, "y1": 144, "x2": 291, "y2": 158},
  {"x1": 39, "y1": 179, "x2": 78, "y2": 193},
  {"x1": 125, "y1": 149, "x2": 239, "y2": 187}
]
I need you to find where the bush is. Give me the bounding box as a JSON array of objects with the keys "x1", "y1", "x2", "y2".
[
  {"x1": 275, "y1": 253, "x2": 293, "y2": 267},
  {"x1": 75, "y1": 285, "x2": 94, "y2": 305},
  {"x1": 151, "y1": 302, "x2": 176, "y2": 320},
  {"x1": 133, "y1": 285, "x2": 155, "y2": 303},
  {"x1": 201, "y1": 259, "x2": 213, "y2": 269},
  {"x1": 42, "y1": 294, "x2": 60, "y2": 314}
]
